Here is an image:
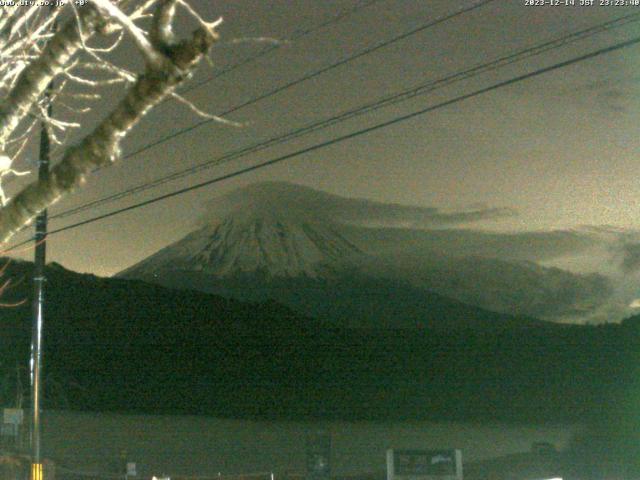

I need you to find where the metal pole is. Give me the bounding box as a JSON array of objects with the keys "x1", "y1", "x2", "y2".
[{"x1": 30, "y1": 79, "x2": 51, "y2": 480}]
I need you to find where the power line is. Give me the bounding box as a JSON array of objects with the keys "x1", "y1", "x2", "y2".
[
  {"x1": 101, "y1": 0, "x2": 496, "y2": 166},
  {"x1": 6, "y1": 31, "x2": 636, "y2": 251},
  {"x1": 52, "y1": 0, "x2": 392, "y2": 171},
  {"x1": 179, "y1": 0, "x2": 387, "y2": 95},
  {"x1": 51, "y1": 10, "x2": 640, "y2": 220},
  {"x1": 2, "y1": 0, "x2": 387, "y2": 250}
]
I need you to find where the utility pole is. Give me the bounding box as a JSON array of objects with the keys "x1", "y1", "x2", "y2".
[
  {"x1": 30, "y1": 68, "x2": 52, "y2": 480},
  {"x1": 30, "y1": 9, "x2": 57, "y2": 477}
]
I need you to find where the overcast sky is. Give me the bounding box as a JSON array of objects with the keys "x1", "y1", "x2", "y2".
[{"x1": 6, "y1": 0, "x2": 640, "y2": 276}]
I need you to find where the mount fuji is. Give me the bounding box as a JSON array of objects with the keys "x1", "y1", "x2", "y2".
[{"x1": 119, "y1": 182, "x2": 621, "y2": 326}]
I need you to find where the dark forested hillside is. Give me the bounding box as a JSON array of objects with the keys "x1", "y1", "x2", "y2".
[{"x1": 0, "y1": 259, "x2": 638, "y2": 425}]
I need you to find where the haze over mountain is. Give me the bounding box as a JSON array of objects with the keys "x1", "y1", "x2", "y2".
[{"x1": 119, "y1": 182, "x2": 640, "y2": 324}]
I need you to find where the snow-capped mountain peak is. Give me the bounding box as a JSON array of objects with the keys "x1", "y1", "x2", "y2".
[
  {"x1": 183, "y1": 215, "x2": 362, "y2": 277},
  {"x1": 123, "y1": 181, "x2": 513, "y2": 280},
  {"x1": 119, "y1": 182, "x2": 638, "y2": 324},
  {"x1": 121, "y1": 183, "x2": 368, "y2": 279}
]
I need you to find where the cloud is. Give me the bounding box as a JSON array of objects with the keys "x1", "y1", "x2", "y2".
[
  {"x1": 598, "y1": 88, "x2": 627, "y2": 113},
  {"x1": 356, "y1": 227, "x2": 599, "y2": 265},
  {"x1": 629, "y1": 299, "x2": 640, "y2": 309},
  {"x1": 200, "y1": 181, "x2": 517, "y2": 229},
  {"x1": 564, "y1": 77, "x2": 640, "y2": 114},
  {"x1": 620, "y1": 243, "x2": 640, "y2": 273},
  {"x1": 339, "y1": 204, "x2": 518, "y2": 229}
]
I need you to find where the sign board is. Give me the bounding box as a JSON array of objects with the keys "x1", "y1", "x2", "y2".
[
  {"x1": 306, "y1": 433, "x2": 331, "y2": 480},
  {"x1": 387, "y1": 449, "x2": 463, "y2": 480},
  {"x1": 126, "y1": 463, "x2": 137, "y2": 476}
]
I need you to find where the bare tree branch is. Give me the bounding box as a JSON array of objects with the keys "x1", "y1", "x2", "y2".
[
  {"x1": 0, "y1": 2, "x2": 220, "y2": 242},
  {"x1": 91, "y1": 0, "x2": 164, "y2": 66},
  {"x1": 0, "y1": 5, "x2": 107, "y2": 148}
]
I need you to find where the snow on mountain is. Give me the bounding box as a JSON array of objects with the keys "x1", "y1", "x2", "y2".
[
  {"x1": 124, "y1": 216, "x2": 363, "y2": 279},
  {"x1": 122, "y1": 184, "x2": 373, "y2": 279},
  {"x1": 121, "y1": 182, "x2": 514, "y2": 280}
]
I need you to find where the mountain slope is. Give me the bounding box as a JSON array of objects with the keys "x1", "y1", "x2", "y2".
[
  {"x1": 121, "y1": 216, "x2": 364, "y2": 279},
  {"x1": 160, "y1": 271, "x2": 549, "y2": 330},
  {"x1": 120, "y1": 182, "x2": 517, "y2": 280},
  {"x1": 362, "y1": 254, "x2": 612, "y2": 321},
  {"x1": 120, "y1": 182, "x2": 614, "y2": 324}
]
